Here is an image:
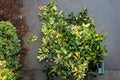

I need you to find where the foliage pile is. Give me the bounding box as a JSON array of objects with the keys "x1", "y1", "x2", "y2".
[{"x1": 37, "y1": 1, "x2": 108, "y2": 80}]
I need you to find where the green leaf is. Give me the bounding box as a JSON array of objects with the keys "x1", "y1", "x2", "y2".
[{"x1": 104, "y1": 32, "x2": 109, "y2": 39}]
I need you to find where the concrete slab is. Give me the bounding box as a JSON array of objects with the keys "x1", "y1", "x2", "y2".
[
  {"x1": 22, "y1": 70, "x2": 46, "y2": 80},
  {"x1": 22, "y1": 0, "x2": 49, "y2": 70},
  {"x1": 95, "y1": 70, "x2": 120, "y2": 80}
]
